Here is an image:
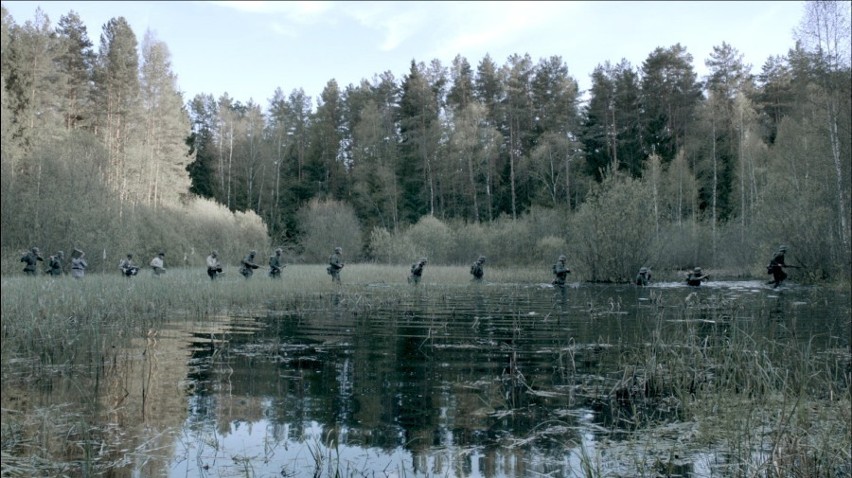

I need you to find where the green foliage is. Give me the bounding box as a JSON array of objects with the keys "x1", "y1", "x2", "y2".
[
  {"x1": 569, "y1": 175, "x2": 656, "y2": 282},
  {"x1": 1, "y1": 5, "x2": 849, "y2": 282},
  {"x1": 367, "y1": 210, "x2": 570, "y2": 267},
  {"x1": 297, "y1": 198, "x2": 363, "y2": 263}
]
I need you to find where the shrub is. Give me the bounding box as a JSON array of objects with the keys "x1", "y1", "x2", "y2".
[
  {"x1": 569, "y1": 175, "x2": 655, "y2": 282},
  {"x1": 297, "y1": 198, "x2": 363, "y2": 263}
]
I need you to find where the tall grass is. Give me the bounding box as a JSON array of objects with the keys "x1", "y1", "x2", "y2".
[
  {"x1": 2, "y1": 269, "x2": 849, "y2": 477},
  {"x1": 598, "y1": 294, "x2": 852, "y2": 477}
]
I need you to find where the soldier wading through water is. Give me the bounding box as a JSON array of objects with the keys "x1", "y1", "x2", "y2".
[
  {"x1": 470, "y1": 256, "x2": 486, "y2": 282},
  {"x1": 269, "y1": 248, "x2": 286, "y2": 278},
  {"x1": 240, "y1": 250, "x2": 260, "y2": 278},
  {"x1": 327, "y1": 247, "x2": 344, "y2": 283},
  {"x1": 408, "y1": 258, "x2": 427, "y2": 285}
]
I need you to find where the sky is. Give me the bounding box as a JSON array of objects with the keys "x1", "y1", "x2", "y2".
[{"x1": 3, "y1": 1, "x2": 807, "y2": 110}]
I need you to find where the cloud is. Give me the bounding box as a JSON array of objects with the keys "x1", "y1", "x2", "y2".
[
  {"x1": 210, "y1": 1, "x2": 332, "y2": 22},
  {"x1": 427, "y1": 1, "x2": 582, "y2": 61},
  {"x1": 343, "y1": 3, "x2": 432, "y2": 52}
]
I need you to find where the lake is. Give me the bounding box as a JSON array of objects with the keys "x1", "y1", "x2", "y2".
[{"x1": 2, "y1": 280, "x2": 849, "y2": 477}]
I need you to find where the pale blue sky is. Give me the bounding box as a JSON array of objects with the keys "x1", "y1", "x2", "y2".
[{"x1": 3, "y1": 1, "x2": 805, "y2": 110}]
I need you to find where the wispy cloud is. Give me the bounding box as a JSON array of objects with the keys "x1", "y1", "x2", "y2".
[
  {"x1": 210, "y1": 1, "x2": 333, "y2": 22},
  {"x1": 427, "y1": 1, "x2": 582, "y2": 61},
  {"x1": 343, "y1": 3, "x2": 432, "y2": 51}
]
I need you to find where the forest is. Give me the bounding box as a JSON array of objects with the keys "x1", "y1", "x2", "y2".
[{"x1": 1, "y1": 1, "x2": 849, "y2": 282}]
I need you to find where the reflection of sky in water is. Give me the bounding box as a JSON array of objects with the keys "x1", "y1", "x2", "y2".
[
  {"x1": 169, "y1": 414, "x2": 539, "y2": 477},
  {"x1": 169, "y1": 416, "x2": 414, "y2": 477},
  {"x1": 168, "y1": 408, "x2": 729, "y2": 477},
  {"x1": 152, "y1": 283, "x2": 844, "y2": 478}
]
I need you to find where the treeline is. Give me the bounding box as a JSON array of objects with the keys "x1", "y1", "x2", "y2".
[{"x1": 1, "y1": 2, "x2": 849, "y2": 281}]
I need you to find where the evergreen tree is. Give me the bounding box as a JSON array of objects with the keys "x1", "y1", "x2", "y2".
[
  {"x1": 307, "y1": 79, "x2": 346, "y2": 199},
  {"x1": 755, "y1": 54, "x2": 795, "y2": 144},
  {"x1": 55, "y1": 11, "x2": 95, "y2": 131},
  {"x1": 640, "y1": 44, "x2": 702, "y2": 163},
  {"x1": 447, "y1": 54, "x2": 474, "y2": 112},
  {"x1": 398, "y1": 60, "x2": 440, "y2": 222},
  {"x1": 186, "y1": 92, "x2": 219, "y2": 199}
]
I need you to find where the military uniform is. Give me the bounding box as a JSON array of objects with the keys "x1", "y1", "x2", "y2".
[
  {"x1": 470, "y1": 256, "x2": 486, "y2": 282},
  {"x1": 552, "y1": 255, "x2": 571, "y2": 287},
  {"x1": 635, "y1": 267, "x2": 651, "y2": 286},
  {"x1": 767, "y1": 246, "x2": 788, "y2": 288},
  {"x1": 150, "y1": 252, "x2": 166, "y2": 275},
  {"x1": 240, "y1": 251, "x2": 259, "y2": 278},
  {"x1": 686, "y1": 267, "x2": 708, "y2": 287},
  {"x1": 409, "y1": 258, "x2": 427, "y2": 285},
  {"x1": 21, "y1": 247, "x2": 43, "y2": 275},
  {"x1": 327, "y1": 247, "x2": 344, "y2": 283},
  {"x1": 119, "y1": 255, "x2": 140, "y2": 277},
  {"x1": 71, "y1": 250, "x2": 87, "y2": 279},
  {"x1": 269, "y1": 249, "x2": 285, "y2": 278},
  {"x1": 206, "y1": 251, "x2": 223, "y2": 280},
  {"x1": 47, "y1": 251, "x2": 64, "y2": 276}
]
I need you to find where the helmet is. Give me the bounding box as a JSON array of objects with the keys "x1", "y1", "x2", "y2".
[
  {"x1": 779, "y1": 245, "x2": 788, "y2": 252},
  {"x1": 249, "y1": 250, "x2": 256, "y2": 256},
  {"x1": 639, "y1": 267, "x2": 648, "y2": 273},
  {"x1": 420, "y1": 257, "x2": 427, "y2": 263},
  {"x1": 335, "y1": 247, "x2": 342, "y2": 253},
  {"x1": 275, "y1": 248, "x2": 283, "y2": 254},
  {"x1": 211, "y1": 250, "x2": 218, "y2": 257},
  {"x1": 478, "y1": 256, "x2": 486, "y2": 263},
  {"x1": 694, "y1": 267, "x2": 702, "y2": 273},
  {"x1": 32, "y1": 247, "x2": 39, "y2": 253},
  {"x1": 558, "y1": 255, "x2": 566, "y2": 262}
]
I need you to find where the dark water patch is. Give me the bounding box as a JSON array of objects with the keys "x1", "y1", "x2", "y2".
[{"x1": 2, "y1": 283, "x2": 849, "y2": 477}]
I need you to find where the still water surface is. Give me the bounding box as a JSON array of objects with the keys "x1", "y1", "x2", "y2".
[
  {"x1": 149, "y1": 281, "x2": 847, "y2": 477},
  {"x1": 12, "y1": 281, "x2": 848, "y2": 477}
]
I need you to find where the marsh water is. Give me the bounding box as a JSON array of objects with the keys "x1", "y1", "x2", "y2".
[{"x1": 7, "y1": 281, "x2": 850, "y2": 477}]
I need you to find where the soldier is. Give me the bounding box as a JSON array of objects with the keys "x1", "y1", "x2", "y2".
[
  {"x1": 150, "y1": 252, "x2": 166, "y2": 275},
  {"x1": 409, "y1": 257, "x2": 427, "y2": 285},
  {"x1": 269, "y1": 248, "x2": 286, "y2": 278},
  {"x1": 327, "y1": 247, "x2": 344, "y2": 283},
  {"x1": 552, "y1": 255, "x2": 571, "y2": 288},
  {"x1": 70, "y1": 249, "x2": 88, "y2": 280},
  {"x1": 470, "y1": 255, "x2": 486, "y2": 282},
  {"x1": 119, "y1": 254, "x2": 140, "y2": 277},
  {"x1": 635, "y1": 267, "x2": 652, "y2": 286},
  {"x1": 20, "y1": 247, "x2": 43, "y2": 276},
  {"x1": 240, "y1": 250, "x2": 260, "y2": 278},
  {"x1": 206, "y1": 250, "x2": 223, "y2": 280},
  {"x1": 686, "y1": 267, "x2": 709, "y2": 287},
  {"x1": 766, "y1": 245, "x2": 789, "y2": 288},
  {"x1": 47, "y1": 251, "x2": 65, "y2": 276}
]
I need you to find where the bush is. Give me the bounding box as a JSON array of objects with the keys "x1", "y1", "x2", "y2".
[
  {"x1": 297, "y1": 198, "x2": 363, "y2": 263},
  {"x1": 405, "y1": 215, "x2": 456, "y2": 264},
  {"x1": 569, "y1": 175, "x2": 655, "y2": 282}
]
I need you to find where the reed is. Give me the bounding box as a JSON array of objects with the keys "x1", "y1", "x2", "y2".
[{"x1": 2, "y1": 269, "x2": 849, "y2": 477}]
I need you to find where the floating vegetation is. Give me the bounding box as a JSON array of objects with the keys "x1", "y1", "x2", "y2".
[{"x1": 2, "y1": 268, "x2": 850, "y2": 477}]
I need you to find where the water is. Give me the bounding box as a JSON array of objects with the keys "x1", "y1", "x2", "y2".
[{"x1": 8, "y1": 281, "x2": 851, "y2": 477}]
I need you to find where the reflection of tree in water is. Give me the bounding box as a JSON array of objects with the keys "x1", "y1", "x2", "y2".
[{"x1": 395, "y1": 330, "x2": 438, "y2": 454}]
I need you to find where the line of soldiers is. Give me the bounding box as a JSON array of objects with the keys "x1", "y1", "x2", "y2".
[
  {"x1": 18, "y1": 244, "x2": 795, "y2": 288},
  {"x1": 118, "y1": 252, "x2": 165, "y2": 277},
  {"x1": 203, "y1": 249, "x2": 286, "y2": 280},
  {"x1": 20, "y1": 247, "x2": 88, "y2": 279}
]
